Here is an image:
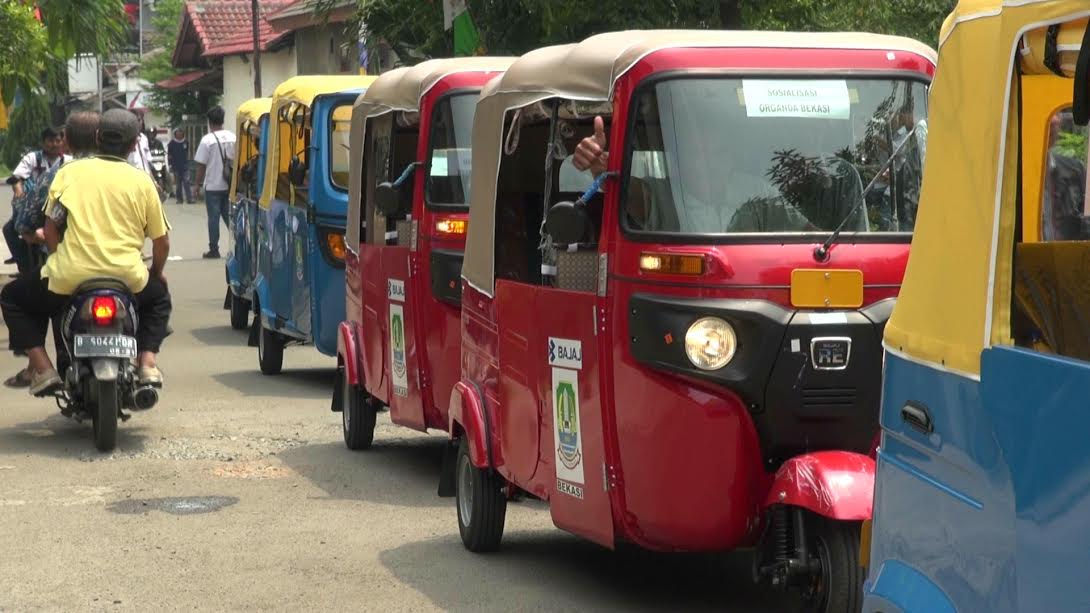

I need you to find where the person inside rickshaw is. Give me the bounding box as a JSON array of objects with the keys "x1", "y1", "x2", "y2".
[
  {"x1": 1040, "y1": 109, "x2": 1089, "y2": 241},
  {"x1": 574, "y1": 78, "x2": 928, "y2": 238}
]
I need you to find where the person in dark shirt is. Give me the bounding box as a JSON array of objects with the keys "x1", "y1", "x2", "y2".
[{"x1": 167, "y1": 128, "x2": 195, "y2": 204}]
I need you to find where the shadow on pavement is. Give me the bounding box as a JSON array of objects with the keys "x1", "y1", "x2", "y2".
[
  {"x1": 212, "y1": 368, "x2": 336, "y2": 399},
  {"x1": 0, "y1": 412, "x2": 149, "y2": 458},
  {"x1": 378, "y1": 531, "x2": 804, "y2": 612},
  {"x1": 189, "y1": 325, "x2": 248, "y2": 347},
  {"x1": 277, "y1": 434, "x2": 448, "y2": 508}
]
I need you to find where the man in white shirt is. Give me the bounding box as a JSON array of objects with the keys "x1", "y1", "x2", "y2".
[
  {"x1": 5, "y1": 127, "x2": 70, "y2": 273},
  {"x1": 127, "y1": 113, "x2": 153, "y2": 175},
  {"x1": 193, "y1": 106, "x2": 235, "y2": 259}
]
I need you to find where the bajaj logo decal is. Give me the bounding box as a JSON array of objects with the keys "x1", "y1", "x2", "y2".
[
  {"x1": 551, "y1": 366, "x2": 584, "y2": 499},
  {"x1": 810, "y1": 336, "x2": 851, "y2": 370},
  {"x1": 389, "y1": 304, "x2": 408, "y2": 397},
  {"x1": 547, "y1": 337, "x2": 582, "y2": 370},
  {"x1": 388, "y1": 278, "x2": 406, "y2": 302}
]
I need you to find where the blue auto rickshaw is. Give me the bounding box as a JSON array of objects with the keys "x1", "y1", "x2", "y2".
[
  {"x1": 254, "y1": 75, "x2": 378, "y2": 374},
  {"x1": 225, "y1": 97, "x2": 272, "y2": 330},
  {"x1": 864, "y1": 3, "x2": 1090, "y2": 612}
]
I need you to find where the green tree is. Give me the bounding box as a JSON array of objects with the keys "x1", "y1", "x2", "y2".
[
  {"x1": 139, "y1": 0, "x2": 210, "y2": 124},
  {"x1": 348, "y1": 0, "x2": 954, "y2": 65}
]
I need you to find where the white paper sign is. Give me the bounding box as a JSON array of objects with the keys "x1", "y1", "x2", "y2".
[
  {"x1": 389, "y1": 304, "x2": 408, "y2": 397},
  {"x1": 552, "y1": 366, "x2": 584, "y2": 497},
  {"x1": 388, "y1": 279, "x2": 405, "y2": 302},
  {"x1": 743, "y1": 80, "x2": 851, "y2": 120}
]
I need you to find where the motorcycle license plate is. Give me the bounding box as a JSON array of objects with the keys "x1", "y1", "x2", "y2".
[{"x1": 73, "y1": 334, "x2": 138, "y2": 359}]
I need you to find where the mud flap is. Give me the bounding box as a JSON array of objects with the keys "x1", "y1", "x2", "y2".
[
  {"x1": 437, "y1": 439, "x2": 458, "y2": 497},
  {"x1": 223, "y1": 287, "x2": 231, "y2": 310},
  {"x1": 247, "y1": 316, "x2": 260, "y2": 347}
]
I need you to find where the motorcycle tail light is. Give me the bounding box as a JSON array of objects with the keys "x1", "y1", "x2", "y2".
[{"x1": 91, "y1": 296, "x2": 117, "y2": 327}]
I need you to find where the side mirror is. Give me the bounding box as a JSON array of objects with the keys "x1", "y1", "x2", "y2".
[
  {"x1": 288, "y1": 157, "x2": 307, "y2": 186},
  {"x1": 375, "y1": 182, "x2": 407, "y2": 217},
  {"x1": 1074, "y1": 24, "x2": 1090, "y2": 126},
  {"x1": 545, "y1": 201, "x2": 591, "y2": 246}
]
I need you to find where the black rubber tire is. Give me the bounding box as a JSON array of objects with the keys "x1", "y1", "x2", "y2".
[
  {"x1": 340, "y1": 368, "x2": 376, "y2": 450},
  {"x1": 92, "y1": 379, "x2": 119, "y2": 452},
  {"x1": 803, "y1": 517, "x2": 863, "y2": 613},
  {"x1": 258, "y1": 324, "x2": 284, "y2": 375},
  {"x1": 455, "y1": 437, "x2": 506, "y2": 552},
  {"x1": 229, "y1": 293, "x2": 250, "y2": 330}
]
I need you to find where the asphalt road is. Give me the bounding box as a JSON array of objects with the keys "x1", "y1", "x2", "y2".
[{"x1": 0, "y1": 200, "x2": 803, "y2": 612}]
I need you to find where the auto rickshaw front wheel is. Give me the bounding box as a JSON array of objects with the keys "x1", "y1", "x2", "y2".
[
  {"x1": 455, "y1": 437, "x2": 506, "y2": 552},
  {"x1": 802, "y1": 516, "x2": 862, "y2": 613}
]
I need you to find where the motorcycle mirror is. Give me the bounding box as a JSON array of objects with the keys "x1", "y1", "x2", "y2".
[
  {"x1": 545, "y1": 200, "x2": 591, "y2": 246},
  {"x1": 375, "y1": 182, "x2": 409, "y2": 217}
]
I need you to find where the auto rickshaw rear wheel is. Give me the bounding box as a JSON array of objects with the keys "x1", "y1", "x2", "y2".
[
  {"x1": 802, "y1": 516, "x2": 862, "y2": 613},
  {"x1": 456, "y1": 437, "x2": 506, "y2": 552},
  {"x1": 340, "y1": 369, "x2": 376, "y2": 450}
]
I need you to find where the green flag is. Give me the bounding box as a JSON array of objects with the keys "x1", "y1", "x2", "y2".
[{"x1": 443, "y1": 0, "x2": 481, "y2": 56}]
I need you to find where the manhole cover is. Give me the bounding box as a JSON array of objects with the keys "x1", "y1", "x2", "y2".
[{"x1": 107, "y1": 495, "x2": 239, "y2": 516}]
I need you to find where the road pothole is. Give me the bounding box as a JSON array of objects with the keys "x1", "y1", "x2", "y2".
[{"x1": 107, "y1": 495, "x2": 239, "y2": 516}]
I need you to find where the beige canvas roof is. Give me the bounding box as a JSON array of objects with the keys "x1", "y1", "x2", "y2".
[
  {"x1": 462, "y1": 29, "x2": 939, "y2": 296},
  {"x1": 347, "y1": 57, "x2": 515, "y2": 239}
]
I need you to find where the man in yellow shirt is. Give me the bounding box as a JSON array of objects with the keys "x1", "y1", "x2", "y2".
[{"x1": 0, "y1": 109, "x2": 172, "y2": 395}]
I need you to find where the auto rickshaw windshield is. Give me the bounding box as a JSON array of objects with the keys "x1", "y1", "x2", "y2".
[
  {"x1": 331, "y1": 104, "x2": 353, "y2": 190},
  {"x1": 623, "y1": 76, "x2": 929, "y2": 237},
  {"x1": 426, "y1": 93, "x2": 477, "y2": 207}
]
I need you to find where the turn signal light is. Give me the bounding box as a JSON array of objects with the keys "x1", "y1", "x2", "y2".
[
  {"x1": 434, "y1": 218, "x2": 467, "y2": 236},
  {"x1": 325, "y1": 231, "x2": 347, "y2": 262},
  {"x1": 91, "y1": 296, "x2": 117, "y2": 327},
  {"x1": 639, "y1": 253, "x2": 705, "y2": 275}
]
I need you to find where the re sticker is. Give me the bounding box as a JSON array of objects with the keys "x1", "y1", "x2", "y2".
[
  {"x1": 742, "y1": 80, "x2": 851, "y2": 120},
  {"x1": 552, "y1": 366, "x2": 584, "y2": 497},
  {"x1": 389, "y1": 304, "x2": 408, "y2": 397}
]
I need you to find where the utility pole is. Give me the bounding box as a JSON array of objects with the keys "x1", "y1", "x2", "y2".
[{"x1": 251, "y1": 0, "x2": 262, "y2": 97}]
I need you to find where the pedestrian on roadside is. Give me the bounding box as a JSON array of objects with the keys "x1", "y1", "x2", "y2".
[
  {"x1": 5, "y1": 127, "x2": 69, "y2": 275},
  {"x1": 127, "y1": 112, "x2": 154, "y2": 177},
  {"x1": 168, "y1": 128, "x2": 195, "y2": 204},
  {"x1": 193, "y1": 106, "x2": 235, "y2": 259}
]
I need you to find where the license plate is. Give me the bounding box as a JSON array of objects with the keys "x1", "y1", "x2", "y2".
[
  {"x1": 790, "y1": 269, "x2": 864, "y2": 308},
  {"x1": 73, "y1": 334, "x2": 138, "y2": 359}
]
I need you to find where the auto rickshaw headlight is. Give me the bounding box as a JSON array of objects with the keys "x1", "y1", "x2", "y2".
[{"x1": 684, "y1": 317, "x2": 736, "y2": 370}]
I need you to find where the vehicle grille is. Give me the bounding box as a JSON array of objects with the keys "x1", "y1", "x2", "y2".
[{"x1": 801, "y1": 387, "x2": 856, "y2": 410}]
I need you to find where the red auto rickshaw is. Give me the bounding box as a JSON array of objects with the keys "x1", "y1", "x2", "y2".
[
  {"x1": 335, "y1": 58, "x2": 515, "y2": 450},
  {"x1": 449, "y1": 31, "x2": 935, "y2": 609}
]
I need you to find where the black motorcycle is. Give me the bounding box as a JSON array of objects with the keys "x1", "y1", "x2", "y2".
[{"x1": 52, "y1": 278, "x2": 160, "y2": 451}]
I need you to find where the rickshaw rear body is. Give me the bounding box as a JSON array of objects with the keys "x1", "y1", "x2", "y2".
[
  {"x1": 865, "y1": 5, "x2": 1090, "y2": 612},
  {"x1": 342, "y1": 60, "x2": 514, "y2": 433},
  {"x1": 255, "y1": 76, "x2": 373, "y2": 359},
  {"x1": 227, "y1": 98, "x2": 271, "y2": 304},
  {"x1": 460, "y1": 38, "x2": 934, "y2": 552}
]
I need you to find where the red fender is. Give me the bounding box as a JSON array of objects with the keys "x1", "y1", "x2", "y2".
[
  {"x1": 337, "y1": 321, "x2": 362, "y2": 386},
  {"x1": 763, "y1": 451, "x2": 874, "y2": 521},
  {"x1": 448, "y1": 380, "x2": 490, "y2": 469}
]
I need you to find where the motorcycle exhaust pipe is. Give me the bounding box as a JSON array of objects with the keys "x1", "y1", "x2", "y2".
[{"x1": 132, "y1": 385, "x2": 159, "y2": 411}]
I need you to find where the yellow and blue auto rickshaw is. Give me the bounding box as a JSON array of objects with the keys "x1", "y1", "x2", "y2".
[
  {"x1": 865, "y1": 3, "x2": 1090, "y2": 612},
  {"x1": 253, "y1": 75, "x2": 377, "y2": 374},
  {"x1": 225, "y1": 97, "x2": 272, "y2": 330}
]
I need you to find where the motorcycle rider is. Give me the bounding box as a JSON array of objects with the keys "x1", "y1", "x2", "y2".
[{"x1": 0, "y1": 109, "x2": 172, "y2": 396}]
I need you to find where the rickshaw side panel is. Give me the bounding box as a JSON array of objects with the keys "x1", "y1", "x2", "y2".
[
  {"x1": 867, "y1": 352, "x2": 1014, "y2": 612},
  {"x1": 307, "y1": 220, "x2": 346, "y2": 356},
  {"x1": 460, "y1": 284, "x2": 505, "y2": 470},
  {"x1": 359, "y1": 243, "x2": 389, "y2": 404},
  {"x1": 380, "y1": 246, "x2": 428, "y2": 432},
  {"x1": 493, "y1": 280, "x2": 544, "y2": 487},
  {"x1": 337, "y1": 320, "x2": 362, "y2": 386}
]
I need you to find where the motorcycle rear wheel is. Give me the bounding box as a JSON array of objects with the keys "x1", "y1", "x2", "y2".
[{"x1": 92, "y1": 380, "x2": 119, "y2": 452}]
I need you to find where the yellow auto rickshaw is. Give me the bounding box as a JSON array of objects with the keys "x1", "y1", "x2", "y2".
[{"x1": 865, "y1": 3, "x2": 1090, "y2": 611}]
